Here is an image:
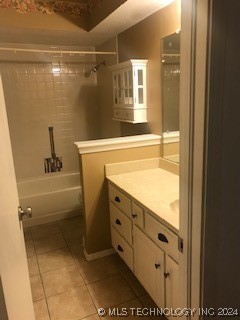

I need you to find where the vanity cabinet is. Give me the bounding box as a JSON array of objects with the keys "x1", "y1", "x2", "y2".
[
  {"x1": 110, "y1": 59, "x2": 148, "y2": 123},
  {"x1": 108, "y1": 182, "x2": 179, "y2": 315}
]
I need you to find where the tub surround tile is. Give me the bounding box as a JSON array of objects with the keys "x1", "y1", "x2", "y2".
[
  {"x1": 33, "y1": 299, "x2": 50, "y2": 320},
  {"x1": 47, "y1": 286, "x2": 96, "y2": 320},
  {"x1": 28, "y1": 255, "x2": 40, "y2": 277},
  {"x1": 87, "y1": 274, "x2": 136, "y2": 309},
  {"x1": 34, "y1": 233, "x2": 66, "y2": 254},
  {"x1": 42, "y1": 264, "x2": 84, "y2": 297},
  {"x1": 25, "y1": 239, "x2": 36, "y2": 258},
  {"x1": 31, "y1": 223, "x2": 61, "y2": 240},
  {"x1": 30, "y1": 275, "x2": 45, "y2": 302},
  {"x1": 76, "y1": 254, "x2": 122, "y2": 284},
  {"x1": 37, "y1": 247, "x2": 75, "y2": 274}
]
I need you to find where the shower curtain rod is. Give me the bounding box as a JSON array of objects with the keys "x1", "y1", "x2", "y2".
[{"x1": 0, "y1": 47, "x2": 116, "y2": 56}]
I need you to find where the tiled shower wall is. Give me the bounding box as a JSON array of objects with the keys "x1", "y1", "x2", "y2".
[{"x1": 1, "y1": 60, "x2": 100, "y2": 181}]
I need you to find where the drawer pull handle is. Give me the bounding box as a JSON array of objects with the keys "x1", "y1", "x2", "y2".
[
  {"x1": 158, "y1": 233, "x2": 169, "y2": 243},
  {"x1": 164, "y1": 272, "x2": 170, "y2": 278},
  {"x1": 115, "y1": 219, "x2": 121, "y2": 225},
  {"x1": 132, "y1": 214, "x2": 137, "y2": 219},
  {"x1": 117, "y1": 244, "x2": 123, "y2": 252},
  {"x1": 155, "y1": 263, "x2": 160, "y2": 269},
  {"x1": 115, "y1": 196, "x2": 121, "y2": 203}
]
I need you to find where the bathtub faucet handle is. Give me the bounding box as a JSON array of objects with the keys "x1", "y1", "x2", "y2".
[{"x1": 18, "y1": 206, "x2": 32, "y2": 221}]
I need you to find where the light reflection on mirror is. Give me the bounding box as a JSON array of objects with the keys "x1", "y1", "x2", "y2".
[{"x1": 161, "y1": 31, "x2": 180, "y2": 164}]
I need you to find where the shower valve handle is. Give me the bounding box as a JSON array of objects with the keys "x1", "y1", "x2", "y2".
[{"x1": 18, "y1": 206, "x2": 32, "y2": 221}]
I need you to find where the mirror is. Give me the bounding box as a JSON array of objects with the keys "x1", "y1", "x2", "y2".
[{"x1": 161, "y1": 31, "x2": 180, "y2": 163}]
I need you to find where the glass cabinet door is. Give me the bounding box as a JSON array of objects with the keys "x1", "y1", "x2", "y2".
[{"x1": 122, "y1": 68, "x2": 133, "y2": 106}]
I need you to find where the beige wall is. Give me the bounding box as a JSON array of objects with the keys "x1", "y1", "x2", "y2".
[
  {"x1": 96, "y1": 1, "x2": 180, "y2": 139},
  {"x1": 163, "y1": 142, "x2": 179, "y2": 156},
  {"x1": 80, "y1": 144, "x2": 161, "y2": 254},
  {"x1": 96, "y1": 37, "x2": 121, "y2": 138}
]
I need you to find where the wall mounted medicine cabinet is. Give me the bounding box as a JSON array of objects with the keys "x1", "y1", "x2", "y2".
[{"x1": 110, "y1": 59, "x2": 148, "y2": 123}]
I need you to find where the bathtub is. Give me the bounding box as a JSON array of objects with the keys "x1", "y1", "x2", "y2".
[{"x1": 17, "y1": 172, "x2": 82, "y2": 227}]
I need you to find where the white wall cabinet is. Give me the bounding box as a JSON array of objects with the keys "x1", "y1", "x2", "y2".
[
  {"x1": 108, "y1": 182, "x2": 179, "y2": 315},
  {"x1": 110, "y1": 60, "x2": 148, "y2": 123}
]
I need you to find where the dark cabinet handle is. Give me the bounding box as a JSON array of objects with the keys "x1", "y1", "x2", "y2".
[
  {"x1": 158, "y1": 233, "x2": 169, "y2": 243},
  {"x1": 117, "y1": 244, "x2": 123, "y2": 252},
  {"x1": 115, "y1": 219, "x2": 121, "y2": 225},
  {"x1": 132, "y1": 214, "x2": 137, "y2": 219},
  {"x1": 164, "y1": 272, "x2": 170, "y2": 278},
  {"x1": 155, "y1": 263, "x2": 160, "y2": 269},
  {"x1": 115, "y1": 196, "x2": 121, "y2": 203}
]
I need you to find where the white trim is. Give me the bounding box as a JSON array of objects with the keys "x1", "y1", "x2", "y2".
[
  {"x1": 74, "y1": 134, "x2": 161, "y2": 154},
  {"x1": 83, "y1": 248, "x2": 115, "y2": 261},
  {"x1": 163, "y1": 131, "x2": 179, "y2": 143}
]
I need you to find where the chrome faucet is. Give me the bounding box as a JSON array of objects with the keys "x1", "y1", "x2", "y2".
[{"x1": 44, "y1": 127, "x2": 62, "y2": 173}]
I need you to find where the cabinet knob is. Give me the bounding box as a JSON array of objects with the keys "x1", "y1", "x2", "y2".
[
  {"x1": 155, "y1": 263, "x2": 160, "y2": 269},
  {"x1": 158, "y1": 233, "x2": 169, "y2": 243},
  {"x1": 164, "y1": 272, "x2": 170, "y2": 278},
  {"x1": 117, "y1": 244, "x2": 124, "y2": 252},
  {"x1": 115, "y1": 196, "x2": 121, "y2": 203},
  {"x1": 132, "y1": 214, "x2": 137, "y2": 219},
  {"x1": 115, "y1": 219, "x2": 121, "y2": 225}
]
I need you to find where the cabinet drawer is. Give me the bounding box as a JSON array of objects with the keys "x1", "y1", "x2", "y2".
[
  {"x1": 110, "y1": 203, "x2": 132, "y2": 245},
  {"x1": 132, "y1": 202, "x2": 144, "y2": 229},
  {"x1": 111, "y1": 226, "x2": 133, "y2": 271},
  {"x1": 145, "y1": 213, "x2": 178, "y2": 262},
  {"x1": 109, "y1": 184, "x2": 131, "y2": 217}
]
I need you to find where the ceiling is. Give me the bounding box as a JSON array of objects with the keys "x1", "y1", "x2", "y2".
[{"x1": 0, "y1": 0, "x2": 176, "y2": 47}]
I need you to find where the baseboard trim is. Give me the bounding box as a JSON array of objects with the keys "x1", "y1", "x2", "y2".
[{"x1": 83, "y1": 247, "x2": 115, "y2": 261}]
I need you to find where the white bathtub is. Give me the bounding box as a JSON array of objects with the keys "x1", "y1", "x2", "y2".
[{"x1": 17, "y1": 172, "x2": 82, "y2": 227}]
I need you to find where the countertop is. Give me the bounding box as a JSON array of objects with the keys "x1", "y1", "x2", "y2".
[{"x1": 107, "y1": 168, "x2": 179, "y2": 234}]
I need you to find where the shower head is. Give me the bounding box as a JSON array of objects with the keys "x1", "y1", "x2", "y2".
[{"x1": 84, "y1": 60, "x2": 105, "y2": 77}]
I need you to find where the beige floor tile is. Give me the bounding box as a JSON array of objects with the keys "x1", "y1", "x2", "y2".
[
  {"x1": 138, "y1": 295, "x2": 166, "y2": 320},
  {"x1": 37, "y1": 247, "x2": 75, "y2": 273},
  {"x1": 30, "y1": 275, "x2": 45, "y2": 301},
  {"x1": 42, "y1": 264, "x2": 85, "y2": 297},
  {"x1": 34, "y1": 233, "x2": 66, "y2": 254},
  {"x1": 34, "y1": 299, "x2": 50, "y2": 320},
  {"x1": 62, "y1": 228, "x2": 83, "y2": 246},
  {"x1": 47, "y1": 286, "x2": 96, "y2": 320},
  {"x1": 28, "y1": 255, "x2": 40, "y2": 277},
  {"x1": 25, "y1": 239, "x2": 36, "y2": 257},
  {"x1": 120, "y1": 264, "x2": 146, "y2": 297},
  {"x1": 82, "y1": 314, "x2": 100, "y2": 320},
  {"x1": 105, "y1": 298, "x2": 151, "y2": 319},
  {"x1": 58, "y1": 216, "x2": 83, "y2": 233},
  {"x1": 69, "y1": 244, "x2": 86, "y2": 262},
  {"x1": 24, "y1": 228, "x2": 32, "y2": 241},
  {"x1": 31, "y1": 222, "x2": 61, "y2": 240},
  {"x1": 87, "y1": 274, "x2": 136, "y2": 309},
  {"x1": 76, "y1": 254, "x2": 122, "y2": 284}
]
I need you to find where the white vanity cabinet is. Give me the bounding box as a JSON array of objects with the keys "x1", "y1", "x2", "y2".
[
  {"x1": 108, "y1": 181, "x2": 179, "y2": 315},
  {"x1": 110, "y1": 59, "x2": 148, "y2": 123}
]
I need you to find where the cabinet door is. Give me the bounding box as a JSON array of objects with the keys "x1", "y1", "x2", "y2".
[
  {"x1": 165, "y1": 255, "x2": 179, "y2": 315},
  {"x1": 133, "y1": 225, "x2": 165, "y2": 307}
]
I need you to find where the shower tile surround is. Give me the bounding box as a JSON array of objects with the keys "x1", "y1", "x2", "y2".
[
  {"x1": 1, "y1": 58, "x2": 100, "y2": 181},
  {"x1": 24, "y1": 216, "x2": 165, "y2": 320}
]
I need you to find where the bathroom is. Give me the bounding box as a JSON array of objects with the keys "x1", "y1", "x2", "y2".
[{"x1": 0, "y1": 0, "x2": 184, "y2": 319}]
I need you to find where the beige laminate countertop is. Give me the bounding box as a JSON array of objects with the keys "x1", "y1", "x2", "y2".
[{"x1": 107, "y1": 168, "x2": 179, "y2": 234}]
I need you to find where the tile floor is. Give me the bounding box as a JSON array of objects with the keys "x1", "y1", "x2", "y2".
[{"x1": 24, "y1": 216, "x2": 165, "y2": 320}]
